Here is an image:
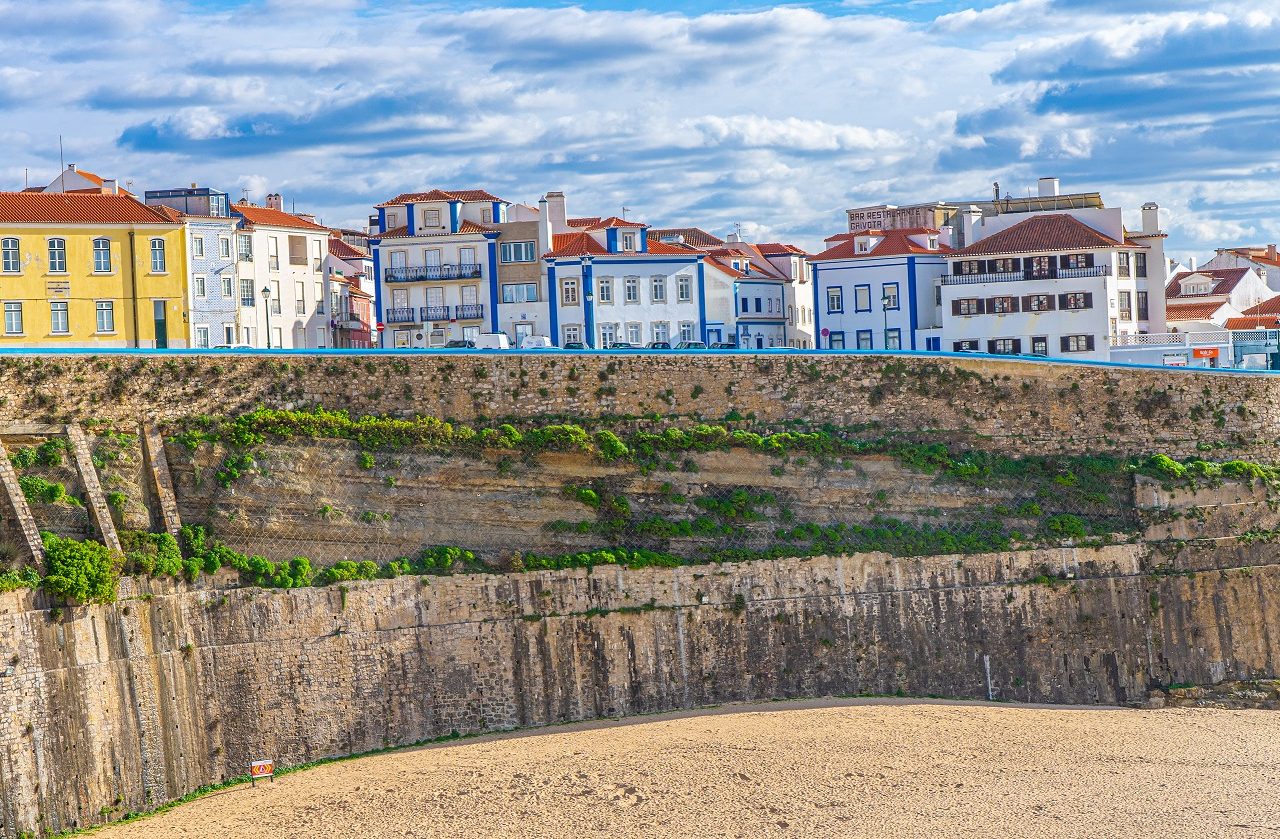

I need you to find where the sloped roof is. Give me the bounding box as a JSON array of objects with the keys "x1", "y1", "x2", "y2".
[
  {"x1": 1165, "y1": 300, "x2": 1230, "y2": 321},
  {"x1": 952, "y1": 214, "x2": 1137, "y2": 257},
  {"x1": 328, "y1": 235, "x2": 370, "y2": 260},
  {"x1": 1165, "y1": 268, "x2": 1250, "y2": 299},
  {"x1": 812, "y1": 228, "x2": 952, "y2": 261},
  {"x1": 755, "y1": 242, "x2": 808, "y2": 256},
  {"x1": 1225, "y1": 315, "x2": 1280, "y2": 330},
  {"x1": 0, "y1": 191, "x2": 179, "y2": 224},
  {"x1": 377, "y1": 189, "x2": 504, "y2": 207},
  {"x1": 544, "y1": 231, "x2": 609, "y2": 258},
  {"x1": 645, "y1": 239, "x2": 699, "y2": 255},
  {"x1": 457, "y1": 219, "x2": 497, "y2": 234},
  {"x1": 231, "y1": 202, "x2": 328, "y2": 231},
  {"x1": 1219, "y1": 247, "x2": 1280, "y2": 269},
  {"x1": 567, "y1": 217, "x2": 601, "y2": 228},
  {"x1": 649, "y1": 227, "x2": 725, "y2": 248},
  {"x1": 584, "y1": 215, "x2": 646, "y2": 230},
  {"x1": 1239, "y1": 297, "x2": 1280, "y2": 317}
]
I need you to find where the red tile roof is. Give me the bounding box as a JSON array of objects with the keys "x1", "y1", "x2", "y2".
[
  {"x1": 1225, "y1": 315, "x2": 1280, "y2": 330},
  {"x1": 648, "y1": 227, "x2": 724, "y2": 248},
  {"x1": 1165, "y1": 300, "x2": 1229, "y2": 322},
  {"x1": 755, "y1": 242, "x2": 808, "y2": 256},
  {"x1": 544, "y1": 231, "x2": 609, "y2": 258},
  {"x1": 567, "y1": 217, "x2": 601, "y2": 228},
  {"x1": 457, "y1": 219, "x2": 497, "y2": 234},
  {"x1": 952, "y1": 215, "x2": 1140, "y2": 257},
  {"x1": 1219, "y1": 247, "x2": 1280, "y2": 269},
  {"x1": 1165, "y1": 268, "x2": 1250, "y2": 299},
  {"x1": 0, "y1": 191, "x2": 179, "y2": 224},
  {"x1": 705, "y1": 255, "x2": 746, "y2": 278},
  {"x1": 375, "y1": 225, "x2": 409, "y2": 239},
  {"x1": 812, "y1": 228, "x2": 952, "y2": 261},
  {"x1": 328, "y1": 234, "x2": 370, "y2": 260},
  {"x1": 645, "y1": 239, "x2": 699, "y2": 255},
  {"x1": 231, "y1": 202, "x2": 329, "y2": 231},
  {"x1": 584, "y1": 215, "x2": 646, "y2": 230},
  {"x1": 376, "y1": 189, "x2": 504, "y2": 207},
  {"x1": 1239, "y1": 297, "x2": 1280, "y2": 317}
]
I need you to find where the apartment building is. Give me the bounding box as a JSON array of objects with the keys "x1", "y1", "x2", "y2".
[
  {"x1": 0, "y1": 191, "x2": 187, "y2": 348},
  {"x1": 1164, "y1": 267, "x2": 1274, "y2": 331},
  {"x1": 756, "y1": 242, "x2": 816, "y2": 349},
  {"x1": 324, "y1": 233, "x2": 374, "y2": 347},
  {"x1": 1204, "y1": 245, "x2": 1280, "y2": 292}
]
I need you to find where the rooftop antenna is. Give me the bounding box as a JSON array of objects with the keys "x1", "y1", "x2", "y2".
[
  {"x1": 621, "y1": 205, "x2": 630, "y2": 219},
  {"x1": 58, "y1": 135, "x2": 64, "y2": 176},
  {"x1": 992, "y1": 182, "x2": 1000, "y2": 215},
  {"x1": 23, "y1": 168, "x2": 27, "y2": 189}
]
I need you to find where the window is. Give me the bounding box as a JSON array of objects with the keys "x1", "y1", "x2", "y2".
[
  {"x1": 192, "y1": 237, "x2": 204, "y2": 258},
  {"x1": 992, "y1": 258, "x2": 1018, "y2": 273},
  {"x1": 1060, "y1": 292, "x2": 1092, "y2": 310},
  {"x1": 195, "y1": 325, "x2": 210, "y2": 348},
  {"x1": 954, "y1": 297, "x2": 982, "y2": 316},
  {"x1": 626, "y1": 323, "x2": 641, "y2": 344},
  {"x1": 677, "y1": 275, "x2": 692, "y2": 301},
  {"x1": 755, "y1": 298, "x2": 762, "y2": 313},
  {"x1": 988, "y1": 338, "x2": 1021, "y2": 355},
  {"x1": 882, "y1": 283, "x2": 899, "y2": 310},
  {"x1": 224, "y1": 325, "x2": 236, "y2": 345},
  {"x1": 237, "y1": 234, "x2": 252, "y2": 260},
  {"x1": 48, "y1": 238, "x2": 67, "y2": 273},
  {"x1": 957, "y1": 260, "x2": 982, "y2": 275},
  {"x1": 423, "y1": 208, "x2": 441, "y2": 228},
  {"x1": 829, "y1": 331, "x2": 846, "y2": 349},
  {"x1": 92, "y1": 238, "x2": 111, "y2": 272},
  {"x1": 624, "y1": 276, "x2": 639, "y2": 303},
  {"x1": 562, "y1": 277, "x2": 579, "y2": 305},
  {"x1": 295, "y1": 282, "x2": 306, "y2": 315},
  {"x1": 1117, "y1": 252, "x2": 1131, "y2": 277},
  {"x1": 287, "y1": 235, "x2": 307, "y2": 266},
  {"x1": 316, "y1": 282, "x2": 324, "y2": 313},
  {"x1": 1061, "y1": 334, "x2": 1096, "y2": 353},
  {"x1": 1031, "y1": 336, "x2": 1048, "y2": 356},
  {"x1": 315, "y1": 326, "x2": 327, "y2": 348},
  {"x1": 268, "y1": 236, "x2": 279, "y2": 271},
  {"x1": 622, "y1": 233, "x2": 636, "y2": 251},
  {"x1": 1, "y1": 238, "x2": 17, "y2": 272},
  {"x1": 481, "y1": 209, "x2": 492, "y2": 224},
  {"x1": 1136, "y1": 253, "x2": 1148, "y2": 278},
  {"x1": 653, "y1": 322, "x2": 670, "y2": 343},
  {"x1": 827, "y1": 286, "x2": 843, "y2": 313},
  {"x1": 651, "y1": 276, "x2": 666, "y2": 303},
  {"x1": 927, "y1": 236, "x2": 938, "y2": 250},
  {"x1": 953, "y1": 339, "x2": 979, "y2": 351},
  {"x1": 885, "y1": 328, "x2": 901, "y2": 350},
  {"x1": 855, "y1": 329, "x2": 873, "y2": 350},
  {"x1": 856, "y1": 240, "x2": 870, "y2": 254},
  {"x1": 271, "y1": 281, "x2": 282, "y2": 315},
  {"x1": 1025, "y1": 294, "x2": 1054, "y2": 312},
  {"x1": 1118, "y1": 291, "x2": 1133, "y2": 320},
  {"x1": 222, "y1": 276, "x2": 234, "y2": 298},
  {"x1": 500, "y1": 241, "x2": 536, "y2": 263},
  {"x1": 563, "y1": 324, "x2": 581, "y2": 344},
  {"x1": 1137, "y1": 291, "x2": 1149, "y2": 320},
  {"x1": 3, "y1": 302, "x2": 22, "y2": 334},
  {"x1": 990, "y1": 296, "x2": 1019, "y2": 314},
  {"x1": 150, "y1": 238, "x2": 166, "y2": 272},
  {"x1": 501, "y1": 283, "x2": 538, "y2": 303},
  {"x1": 1063, "y1": 253, "x2": 1093, "y2": 269},
  {"x1": 1029, "y1": 256, "x2": 1052, "y2": 278},
  {"x1": 49, "y1": 301, "x2": 68, "y2": 334},
  {"x1": 219, "y1": 237, "x2": 231, "y2": 259},
  {"x1": 240, "y1": 278, "x2": 255, "y2": 307},
  {"x1": 95, "y1": 300, "x2": 114, "y2": 333},
  {"x1": 598, "y1": 277, "x2": 613, "y2": 304},
  {"x1": 273, "y1": 327, "x2": 284, "y2": 348},
  {"x1": 741, "y1": 297, "x2": 749, "y2": 314},
  {"x1": 194, "y1": 275, "x2": 207, "y2": 298},
  {"x1": 600, "y1": 323, "x2": 617, "y2": 347},
  {"x1": 679, "y1": 322, "x2": 695, "y2": 342},
  {"x1": 854, "y1": 285, "x2": 871, "y2": 312}
]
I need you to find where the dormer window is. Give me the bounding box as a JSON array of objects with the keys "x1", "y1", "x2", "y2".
[
  {"x1": 422, "y1": 208, "x2": 440, "y2": 228},
  {"x1": 856, "y1": 239, "x2": 870, "y2": 253},
  {"x1": 928, "y1": 236, "x2": 938, "y2": 249},
  {"x1": 482, "y1": 209, "x2": 492, "y2": 224},
  {"x1": 622, "y1": 232, "x2": 636, "y2": 251},
  {"x1": 387, "y1": 211, "x2": 400, "y2": 228}
]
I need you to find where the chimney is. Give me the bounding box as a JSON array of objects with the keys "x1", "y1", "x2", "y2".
[
  {"x1": 544, "y1": 191, "x2": 568, "y2": 234},
  {"x1": 190, "y1": 182, "x2": 198, "y2": 189},
  {"x1": 67, "y1": 163, "x2": 77, "y2": 172},
  {"x1": 726, "y1": 231, "x2": 741, "y2": 243},
  {"x1": 266, "y1": 193, "x2": 283, "y2": 210},
  {"x1": 538, "y1": 196, "x2": 553, "y2": 258},
  {"x1": 103, "y1": 178, "x2": 118, "y2": 194},
  {"x1": 1189, "y1": 256, "x2": 1197, "y2": 272},
  {"x1": 1268, "y1": 244, "x2": 1277, "y2": 262},
  {"x1": 1037, "y1": 177, "x2": 1060, "y2": 198},
  {"x1": 939, "y1": 225, "x2": 955, "y2": 249},
  {"x1": 1141, "y1": 202, "x2": 1160, "y2": 235}
]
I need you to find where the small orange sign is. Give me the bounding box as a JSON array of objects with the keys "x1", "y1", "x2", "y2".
[
  {"x1": 250, "y1": 759, "x2": 275, "y2": 781},
  {"x1": 1192, "y1": 347, "x2": 1220, "y2": 359}
]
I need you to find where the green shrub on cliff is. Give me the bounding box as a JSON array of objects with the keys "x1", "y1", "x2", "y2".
[
  {"x1": 40, "y1": 532, "x2": 120, "y2": 604},
  {"x1": 0, "y1": 566, "x2": 40, "y2": 593},
  {"x1": 18, "y1": 475, "x2": 79, "y2": 506},
  {"x1": 120, "y1": 531, "x2": 184, "y2": 577}
]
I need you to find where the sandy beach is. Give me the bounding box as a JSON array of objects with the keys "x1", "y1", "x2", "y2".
[{"x1": 94, "y1": 698, "x2": 1280, "y2": 839}]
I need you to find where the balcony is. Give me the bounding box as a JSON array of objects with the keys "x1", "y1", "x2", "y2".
[
  {"x1": 456, "y1": 303, "x2": 484, "y2": 320},
  {"x1": 237, "y1": 252, "x2": 253, "y2": 262},
  {"x1": 338, "y1": 315, "x2": 368, "y2": 331},
  {"x1": 422, "y1": 305, "x2": 450, "y2": 321},
  {"x1": 385, "y1": 307, "x2": 418, "y2": 324},
  {"x1": 384, "y1": 264, "x2": 483, "y2": 282},
  {"x1": 940, "y1": 265, "x2": 1108, "y2": 286},
  {"x1": 1110, "y1": 330, "x2": 1228, "y2": 348}
]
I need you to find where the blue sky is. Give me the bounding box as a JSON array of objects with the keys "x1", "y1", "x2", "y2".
[{"x1": 1, "y1": 0, "x2": 1277, "y2": 260}]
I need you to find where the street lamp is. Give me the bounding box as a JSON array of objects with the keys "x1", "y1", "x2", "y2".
[
  {"x1": 880, "y1": 294, "x2": 891, "y2": 351},
  {"x1": 261, "y1": 286, "x2": 272, "y2": 349}
]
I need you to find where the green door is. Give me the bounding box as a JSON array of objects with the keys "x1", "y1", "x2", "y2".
[{"x1": 153, "y1": 300, "x2": 168, "y2": 349}]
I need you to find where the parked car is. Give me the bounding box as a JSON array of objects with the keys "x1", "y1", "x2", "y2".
[
  {"x1": 519, "y1": 335, "x2": 554, "y2": 349},
  {"x1": 673, "y1": 341, "x2": 707, "y2": 350},
  {"x1": 607, "y1": 341, "x2": 636, "y2": 349},
  {"x1": 563, "y1": 341, "x2": 586, "y2": 350},
  {"x1": 442, "y1": 339, "x2": 476, "y2": 349},
  {"x1": 211, "y1": 343, "x2": 254, "y2": 351},
  {"x1": 709, "y1": 342, "x2": 738, "y2": 350},
  {"x1": 646, "y1": 341, "x2": 672, "y2": 350},
  {"x1": 475, "y1": 332, "x2": 511, "y2": 350}
]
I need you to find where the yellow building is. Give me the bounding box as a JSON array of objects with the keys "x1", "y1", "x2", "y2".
[{"x1": 0, "y1": 191, "x2": 189, "y2": 348}]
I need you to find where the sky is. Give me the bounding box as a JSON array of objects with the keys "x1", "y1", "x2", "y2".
[{"x1": 1, "y1": 0, "x2": 1278, "y2": 260}]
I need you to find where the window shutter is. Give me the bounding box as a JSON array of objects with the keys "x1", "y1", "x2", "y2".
[
  {"x1": 951, "y1": 300, "x2": 962, "y2": 316},
  {"x1": 1045, "y1": 295, "x2": 1057, "y2": 311},
  {"x1": 1086, "y1": 335, "x2": 1096, "y2": 351},
  {"x1": 976, "y1": 298, "x2": 987, "y2": 314},
  {"x1": 1009, "y1": 297, "x2": 1021, "y2": 313},
  {"x1": 986, "y1": 297, "x2": 997, "y2": 312},
  {"x1": 987, "y1": 339, "x2": 998, "y2": 354},
  {"x1": 1057, "y1": 293, "x2": 1068, "y2": 309},
  {"x1": 1011, "y1": 338, "x2": 1022, "y2": 354},
  {"x1": 1083, "y1": 292, "x2": 1094, "y2": 309},
  {"x1": 1021, "y1": 295, "x2": 1033, "y2": 311},
  {"x1": 1060, "y1": 336, "x2": 1071, "y2": 352},
  {"x1": 1058, "y1": 255, "x2": 1069, "y2": 269},
  {"x1": 1084, "y1": 253, "x2": 1094, "y2": 268}
]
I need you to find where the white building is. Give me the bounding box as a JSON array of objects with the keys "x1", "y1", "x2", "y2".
[
  {"x1": 230, "y1": 195, "x2": 332, "y2": 349},
  {"x1": 756, "y1": 242, "x2": 817, "y2": 349},
  {"x1": 1164, "y1": 267, "x2": 1273, "y2": 331},
  {"x1": 1204, "y1": 245, "x2": 1280, "y2": 292},
  {"x1": 811, "y1": 228, "x2": 952, "y2": 350}
]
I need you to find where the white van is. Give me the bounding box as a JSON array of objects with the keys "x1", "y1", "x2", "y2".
[
  {"x1": 475, "y1": 332, "x2": 511, "y2": 350},
  {"x1": 519, "y1": 335, "x2": 553, "y2": 349}
]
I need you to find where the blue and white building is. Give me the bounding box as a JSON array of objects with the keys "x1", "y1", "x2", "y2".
[{"x1": 810, "y1": 227, "x2": 952, "y2": 350}]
